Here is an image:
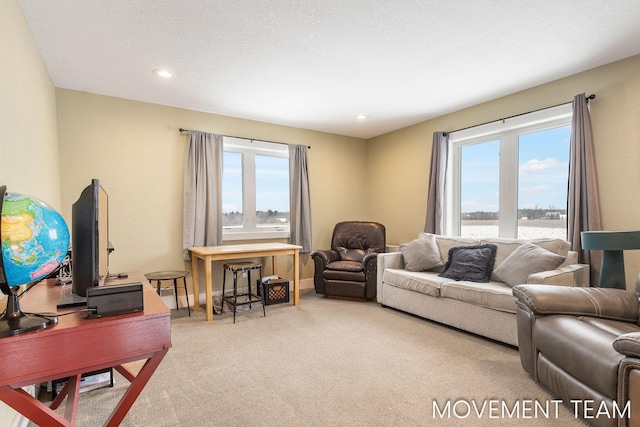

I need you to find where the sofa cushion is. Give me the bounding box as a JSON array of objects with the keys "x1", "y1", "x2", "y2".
[
  {"x1": 336, "y1": 248, "x2": 366, "y2": 263},
  {"x1": 327, "y1": 260, "x2": 363, "y2": 272},
  {"x1": 494, "y1": 242, "x2": 565, "y2": 287},
  {"x1": 440, "y1": 280, "x2": 517, "y2": 313},
  {"x1": 421, "y1": 233, "x2": 480, "y2": 273},
  {"x1": 324, "y1": 261, "x2": 365, "y2": 282},
  {"x1": 481, "y1": 237, "x2": 570, "y2": 281},
  {"x1": 400, "y1": 234, "x2": 443, "y2": 272},
  {"x1": 382, "y1": 269, "x2": 448, "y2": 297},
  {"x1": 439, "y1": 244, "x2": 497, "y2": 283}
]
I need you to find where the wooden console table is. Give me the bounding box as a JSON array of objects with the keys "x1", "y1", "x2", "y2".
[
  {"x1": 0, "y1": 272, "x2": 171, "y2": 426},
  {"x1": 189, "y1": 243, "x2": 302, "y2": 322}
]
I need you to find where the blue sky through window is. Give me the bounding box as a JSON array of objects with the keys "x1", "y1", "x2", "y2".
[
  {"x1": 222, "y1": 152, "x2": 290, "y2": 214},
  {"x1": 255, "y1": 154, "x2": 289, "y2": 212},
  {"x1": 461, "y1": 126, "x2": 570, "y2": 213},
  {"x1": 222, "y1": 151, "x2": 242, "y2": 213},
  {"x1": 518, "y1": 126, "x2": 570, "y2": 210}
]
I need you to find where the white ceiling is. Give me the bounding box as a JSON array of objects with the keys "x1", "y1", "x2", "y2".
[{"x1": 18, "y1": 0, "x2": 640, "y2": 139}]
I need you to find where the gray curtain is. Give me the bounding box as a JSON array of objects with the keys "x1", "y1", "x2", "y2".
[
  {"x1": 424, "y1": 132, "x2": 449, "y2": 234},
  {"x1": 289, "y1": 144, "x2": 312, "y2": 252},
  {"x1": 568, "y1": 93, "x2": 602, "y2": 286},
  {"x1": 182, "y1": 131, "x2": 224, "y2": 259}
]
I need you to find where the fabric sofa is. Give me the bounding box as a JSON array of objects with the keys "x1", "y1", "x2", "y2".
[
  {"x1": 376, "y1": 233, "x2": 589, "y2": 346},
  {"x1": 514, "y1": 281, "x2": 640, "y2": 427}
]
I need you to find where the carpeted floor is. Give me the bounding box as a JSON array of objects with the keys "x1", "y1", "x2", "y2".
[{"x1": 31, "y1": 290, "x2": 588, "y2": 426}]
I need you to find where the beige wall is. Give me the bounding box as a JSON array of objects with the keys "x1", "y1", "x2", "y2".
[
  {"x1": 6, "y1": 0, "x2": 640, "y2": 291},
  {"x1": 0, "y1": 0, "x2": 61, "y2": 208},
  {"x1": 55, "y1": 90, "x2": 369, "y2": 290},
  {"x1": 368, "y1": 55, "x2": 640, "y2": 289}
]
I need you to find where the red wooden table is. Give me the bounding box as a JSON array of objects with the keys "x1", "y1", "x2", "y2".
[{"x1": 0, "y1": 272, "x2": 171, "y2": 426}]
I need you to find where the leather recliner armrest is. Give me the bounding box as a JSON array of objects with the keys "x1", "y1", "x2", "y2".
[
  {"x1": 513, "y1": 284, "x2": 639, "y2": 322},
  {"x1": 614, "y1": 333, "x2": 640, "y2": 358},
  {"x1": 310, "y1": 249, "x2": 340, "y2": 266},
  {"x1": 362, "y1": 252, "x2": 380, "y2": 267}
]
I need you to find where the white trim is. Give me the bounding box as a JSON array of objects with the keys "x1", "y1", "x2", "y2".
[
  {"x1": 450, "y1": 103, "x2": 572, "y2": 143},
  {"x1": 224, "y1": 136, "x2": 288, "y2": 157},
  {"x1": 445, "y1": 103, "x2": 572, "y2": 238},
  {"x1": 162, "y1": 278, "x2": 313, "y2": 310},
  {"x1": 223, "y1": 230, "x2": 290, "y2": 241},
  {"x1": 222, "y1": 136, "x2": 291, "y2": 239}
]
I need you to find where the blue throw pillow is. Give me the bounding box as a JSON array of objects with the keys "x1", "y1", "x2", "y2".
[{"x1": 438, "y1": 244, "x2": 498, "y2": 283}]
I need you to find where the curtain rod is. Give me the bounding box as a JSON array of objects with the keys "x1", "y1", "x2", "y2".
[
  {"x1": 445, "y1": 94, "x2": 595, "y2": 136},
  {"x1": 178, "y1": 128, "x2": 311, "y2": 149}
]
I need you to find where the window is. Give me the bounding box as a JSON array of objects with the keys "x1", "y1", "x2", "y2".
[
  {"x1": 222, "y1": 137, "x2": 290, "y2": 240},
  {"x1": 445, "y1": 104, "x2": 572, "y2": 240}
]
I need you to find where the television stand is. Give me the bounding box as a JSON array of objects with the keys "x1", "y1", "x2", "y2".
[
  {"x1": 0, "y1": 271, "x2": 171, "y2": 427},
  {"x1": 56, "y1": 290, "x2": 86, "y2": 308}
]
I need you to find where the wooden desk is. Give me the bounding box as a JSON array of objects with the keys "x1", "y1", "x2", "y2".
[
  {"x1": 189, "y1": 243, "x2": 302, "y2": 322},
  {"x1": 0, "y1": 272, "x2": 171, "y2": 426}
]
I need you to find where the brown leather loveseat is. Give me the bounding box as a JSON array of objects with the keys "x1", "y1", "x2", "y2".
[{"x1": 513, "y1": 279, "x2": 640, "y2": 427}]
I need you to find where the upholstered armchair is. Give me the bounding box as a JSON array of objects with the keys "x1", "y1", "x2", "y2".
[
  {"x1": 311, "y1": 221, "x2": 386, "y2": 300},
  {"x1": 513, "y1": 279, "x2": 640, "y2": 427}
]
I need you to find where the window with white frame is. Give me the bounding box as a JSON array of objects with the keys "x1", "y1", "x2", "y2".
[
  {"x1": 444, "y1": 104, "x2": 572, "y2": 240},
  {"x1": 222, "y1": 136, "x2": 290, "y2": 240}
]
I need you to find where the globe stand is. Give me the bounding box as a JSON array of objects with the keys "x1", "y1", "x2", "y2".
[{"x1": 0, "y1": 286, "x2": 58, "y2": 337}]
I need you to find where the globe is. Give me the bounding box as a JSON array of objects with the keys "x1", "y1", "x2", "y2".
[{"x1": 1, "y1": 190, "x2": 70, "y2": 287}]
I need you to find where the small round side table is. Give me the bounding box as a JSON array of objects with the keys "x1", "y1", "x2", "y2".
[
  {"x1": 581, "y1": 230, "x2": 640, "y2": 289},
  {"x1": 144, "y1": 270, "x2": 191, "y2": 316}
]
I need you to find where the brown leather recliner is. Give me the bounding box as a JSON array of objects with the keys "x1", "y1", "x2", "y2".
[
  {"x1": 311, "y1": 221, "x2": 385, "y2": 300},
  {"x1": 513, "y1": 279, "x2": 640, "y2": 427}
]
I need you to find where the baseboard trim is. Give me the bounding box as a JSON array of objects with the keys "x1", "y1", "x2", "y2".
[{"x1": 161, "y1": 277, "x2": 314, "y2": 309}]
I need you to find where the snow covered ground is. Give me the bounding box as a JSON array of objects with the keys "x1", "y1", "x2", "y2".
[{"x1": 460, "y1": 220, "x2": 567, "y2": 240}]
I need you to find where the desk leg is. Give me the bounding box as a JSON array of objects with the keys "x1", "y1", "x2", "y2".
[
  {"x1": 0, "y1": 350, "x2": 169, "y2": 427},
  {"x1": 191, "y1": 255, "x2": 200, "y2": 311},
  {"x1": 63, "y1": 375, "x2": 81, "y2": 424},
  {"x1": 293, "y1": 249, "x2": 300, "y2": 306},
  {"x1": 0, "y1": 386, "x2": 71, "y2": 427},
  {"x1": 103, "y1": 348, "x2": 169, "y2": 427},
  {"x1": 204, "y1": 256, "x2": 214, "y2": 322},
  {"x1": 49, "y1": 373, "x2": 81, "y2": 424}
]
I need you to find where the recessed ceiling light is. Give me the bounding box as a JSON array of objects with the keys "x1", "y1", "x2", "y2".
[
  {"x1": 153, "y1": 69, "x2": 173, "y2": 78},
  {"x1": 356, "y1": 114, "x2": 368, "y2": 120}
]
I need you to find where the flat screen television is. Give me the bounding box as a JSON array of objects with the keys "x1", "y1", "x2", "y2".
[{"x1": 58, "y1": 179, "x2": 112, "y2": 308}]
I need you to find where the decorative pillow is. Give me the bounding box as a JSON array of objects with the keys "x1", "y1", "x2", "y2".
[
  {"x1": 494, "y1": 242, "x2": 565, "y2": 287},
  {"x1": 438, "y1": 244, "x2": 498, "y2": 283},
  {"x1": 400, "y1": 234, "x2": 443, "y2": 272}
]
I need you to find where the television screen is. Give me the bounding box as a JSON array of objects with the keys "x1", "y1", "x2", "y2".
[
  {"x1": 97, "y1": 184, "x2": 109, "y2": 284},
  {"x1": 58, "y1": 179, "x2": 111, "y2": 307}
]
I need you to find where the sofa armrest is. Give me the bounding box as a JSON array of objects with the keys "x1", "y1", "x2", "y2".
[
  {"x1": 527, "y1": 263, "x2": 590, "y2": 287},
  {"x1": 513, "y1": 284, "x2": 639, "y2": 322},
  {"x1": 386, "y1": 244, "x2": 401, "y2": 252},
  {"x1": 377, "y1": 251, "x2": 404, "y2": 270},
  {"x1": 376, "y1": 252, "x2": 404, "y2": 303},
  {"x1": 614, "y1": 333, "x2": 640, "y2": 358}
]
